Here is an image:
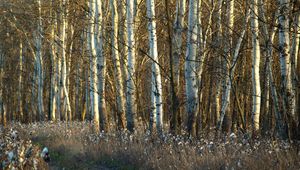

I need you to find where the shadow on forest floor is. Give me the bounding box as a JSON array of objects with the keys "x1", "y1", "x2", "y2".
[{"x1": 7, "y1": 121, "x2": 300, "y2": 170}]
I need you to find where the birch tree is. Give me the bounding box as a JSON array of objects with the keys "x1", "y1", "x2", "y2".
[
  {"x1": 95, "y1": 0, "x2": 108, "y2": 131},
  {"x1": 170, "y1": 0, "x2": 186, "y2": 134},
  {"x1": 88, "y1": 0, "x2": 100, "y2": 132},
  {"x1": 219, "y1": 0, "x2": 235, "y2": 132},
  {"x1": 213, "y1": 0, "x2": 223, "y2": 125},
  {"x1": 50, "y1": 0, "x2": 57, "y2": 121},
  {"x1": 218, "y1": 9, "x2": 250, "y2": 131},
  {"x1": 126, "y1": 0, "x2": 136, "y2": 132},
  {"x1": 110, "y1": 0, "x2": 127, "y2": 130},
  {"x1": 18, "y1": 41, "x2": 23, "y2": 121},
  {"x1": 35, "y1": 0, "x2": 44, "y2": 121},
  {"x1": 60, "y1": 0, "x2": 71, "y2": 121},
  {"x1": 185, "y1": 0, "x2": 198, "y2": 137},
  {"x1": 250, "y1": 0, "x2": 261, "y2": 133},
  {"x1": 147, "y1": 0, "x2": 163, "y2": 135},
  {"x1": 278, "y1": 0, "x2": 297, "y2": 139}
]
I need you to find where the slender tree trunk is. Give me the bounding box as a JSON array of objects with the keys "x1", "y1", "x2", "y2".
[
  {"x1": 95, "y1": 0, "x2": 108, "y2": 131},
  {"x1": 147, "y1": 0, "x2": 163, "y2": 135},
  {"x1": 60, "y1": 0, "x2": 71, "y2": 121},
  {"x1": 36, "y1": 0, "x2": 44, "y2": 121},
  {"x1": 250, "y1": 0, "x2": 261, "y2": 134},
  {"x1": 221, "y1": 0, "x2": 235, "y2": 132},
  {"x1": 170, "y1": 0, "x2": 186, "y2": 134},
  {"x1": 290, "y1": 4, "x2": 300, "y2": 137},
  {"x1": 218, "y1": 9, "x2": 250, "y2": 131},
  {"x1": 18, "y1": 41, "x2": 23, "y2": 121},
  {"x1": 278, "y1": 0, "x2": 297, "y2": 139},
  {"x1": 214, "y1": 0, "x2": 223, "y2": 126},
  {"x1": 110, "y1": 0, "x2": 127, "y2": 130},
  {"x1": 88, "y1": 0, "x2": 100, "y2": 132},
  {"x1": 126, "y1": 0, "x2": 136, "y2": 132},
  {"x1": 50, "y1": 2, "x2": 57, "y2": 121},
  {"x1": 185, "y1": 0, "x2": 198, "y2": 137}
]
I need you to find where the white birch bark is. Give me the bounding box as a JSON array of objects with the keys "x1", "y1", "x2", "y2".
[
  {"x1": 95, "y1": 0, "x2": 107, "y2": 130},
  {"x1": 18, "y1": 41, "x2": 23, "y2": 120},
  {"x1": 147, "y1": 0, "x2": 163, "y2": 135},
  {"x1": 110, "y1": 0, "x2": 127, "y2": 130},
  {"x1": 218, "y1": 9, "x2": 250, "y2": 130},
  {"x1": 185, "y1": 0, "x2": 198, "y2": 136},
  {"x1": 278, "y1": 0, "x2": 297, "y2": 138},
  {"x1": 219, "y1": 0, "x2": 235, "y2": 131},
  {"x1": 250, "y1": 0, "x2": 261, "y2": 133},
  {"x1": 126, "y1": 0, "x2": 136, "y2": 132},
  {"x1": 173, "y1": 0, "x2": 186, "y2": 86},
  {"x1": 36, "y1": 0, "x2": 44, "y2": 121},
  {"x1": 88, "y1": 0, "x2": 100, "y2": 132},
  {"x1": 170, "y1": 0, "x2": 186, "y2": 133},
  {"x1": 291, "y1": 10, "x2": 300, "y2": 91},
  {"x1": 50, "y1": 0, "x2": 57, "y2": 121},
  {"x1": 60, "y1": 0, "x2": 71, "y2": 121},
  {"x1": 214, "y1": 0, "x2": 223, "y2": 124}
]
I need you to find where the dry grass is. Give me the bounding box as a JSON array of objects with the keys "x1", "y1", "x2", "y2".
[{"x1": 8, "y1": 121, "x2": 300, "y2": 170}]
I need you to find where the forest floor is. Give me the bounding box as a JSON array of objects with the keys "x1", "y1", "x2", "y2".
[{"x1": 1, "y1": 121, "x2": 300, "y2": 170}]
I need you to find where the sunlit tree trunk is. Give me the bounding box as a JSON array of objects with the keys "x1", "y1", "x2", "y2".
[
  {"x1": 88, "y1": 0, "x2": 100, "y2": 132},
  {"x1": 147, "y1": 0, "x2": 163, "y2": 135},
  {"x1": 290, "y1": 5, "x2": 300, "y2": 135},
  {"x1": 170, "y1": 0, "x2": 186, "y2": 134},
  {"x1": 291, "y1": 5, "x2": 300, "y2": 90},
  {"x1": 278, "y1": 0, "x2": 297, "y2": 139},
  {"x1": 60, "y1": 0, "x2": 71, "y2": 121},
  {"x1": 214, "y1": 0, "x2": 223, "y2": 125},
  {"x1": 36, "y1": 0, "x2": 44, "y2": 121},
  {"x1": 250, "y1": 0, "x2": 261, "y2": 134},
  {"x1": 218, "y1": 9, "x2": 250, "y2": 131},
  {"x1": 110, "y1": 0, "x2": 127, "y2": 130},
  {"x1": 50, "y1": 0, "x2": 57, "y2": 121},
  {"x1": 18, "y1": 41, "x2": 23, "y2": 121},
  {"x1": 269, "y1": 28, "x2": 287, "y2": 138},
  {"x1": 219, "y1": 0, "x2": 235, "y2": 132},
  {"x1": 95, "y1": 0, "x2": 108, "y2": 131},
  {"x1": 185, "y1": 0, "x2": 198, "y2": 137},
  {"x1": 126, "y1": 0, "x2": 136, "y2": 132}
]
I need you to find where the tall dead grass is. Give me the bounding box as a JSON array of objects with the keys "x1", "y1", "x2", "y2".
[{"x1": 11, "y1": 121, "x2": 300, "y2": 170}]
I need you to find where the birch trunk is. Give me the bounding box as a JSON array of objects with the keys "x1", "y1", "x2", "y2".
[
  {"x1": 60, "y1": 0, "x2": 71, "y2": 121},
  {"x1": 278, "y1": 0, "x2": 297, "y2": 139},
  {"x1": 36, "y1": 0, "x2": 44, "y2": 121},
  {"x1": 147, "y1": 0, "x2": 163, "y2": 135},
  {"x1": 290, "y1": 8, "x2": 300, "y2": 134},
  {"x1": 110, "y1": 0, "x2": 127, "y2": 130},
  {"x1": 214, "y1": 0, "x2": 223, "y2": 125},
  {"x1": 126, "y1": 0, "x2": 136, "y2": 132},
  {"x1": 291, "y1": 9, "x2": 300, "y2": 89},
  {"x1": 18, "y1": 41, "x2": 23, "y2": 121},
  {"x1": 88, "y1": 0, "x2": 100, "y2": 132},
  {"x1": 95, "y1": 0, "x2": 108, "y2": 131},
  {"x1": 219, "y1": 0, "x2": 235, "y2": 132},
  {"x1": 269, "y1": 28, "x2": 287, "y2": 138},
  {"x1": 218, "y1": 9, "x2": 250, "y2": 131},
  {"x1": 170, "y1": 0, "x2": 186, "y2": 134},
  {"x1": 185, "y1": 0, "x2": 198, "y2": 137},
  {"x1": 50, "y1": 1, "x2": 57, "y2": 121},
  {"x1": 250, "y1": 0, "x2": 261, "y2": 133}
]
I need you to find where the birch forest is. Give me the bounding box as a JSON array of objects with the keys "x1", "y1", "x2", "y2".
[{"x1": 1, "y1": 0, "x2": 300, "y2": 169}]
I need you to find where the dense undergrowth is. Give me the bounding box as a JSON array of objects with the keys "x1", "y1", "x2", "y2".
[{"x1": 1, "y1": 121, "x2": 300, "y2": 170}]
